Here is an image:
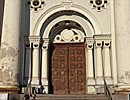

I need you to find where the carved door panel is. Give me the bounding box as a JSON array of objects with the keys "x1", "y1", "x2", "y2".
[
  {"x1": 51, "y1": 43, "x2": 86, "y2": 94},
  {"x1": 51, "y1": 44, "x2": 68, "y2": 94},
  {"x1": 69, "y1": 44, "x2": 86, "y2": 94}
]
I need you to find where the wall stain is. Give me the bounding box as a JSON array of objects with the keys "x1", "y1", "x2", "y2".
[
  {"x1": 119, "y1": 71, "x2": 130, "y2": 84},
  {"x1": 0, "y1": 42, "x2": 18, "y2": 83}
]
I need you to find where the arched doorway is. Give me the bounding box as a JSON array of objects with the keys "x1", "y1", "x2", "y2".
[{"x1": 48, "y1": 21, "x2": 86, "y2": 94}]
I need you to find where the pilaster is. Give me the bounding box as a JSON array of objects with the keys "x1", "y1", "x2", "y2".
[
  {"x1": 41, "y1": 38, "x2": 49, "y2": 94},
  {"x1": 95, "y1": 40, "x2": 104, "y2": 85},
  {"x1": 29, "y1": 36, "x2": 41, "y2": 86},
  {"x1": 86, "y1": 37, "x2": 96, "y2": 94},
  {"x1": 104, "y1": 40, "x2": 113, "y2": 84}
]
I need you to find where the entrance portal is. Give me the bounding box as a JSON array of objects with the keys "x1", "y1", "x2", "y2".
[{"x1": 51, "y1": 43, "x2": 86, "y2": 94}]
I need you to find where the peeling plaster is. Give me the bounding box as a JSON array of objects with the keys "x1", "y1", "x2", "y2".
[
  {"x1": 0, "y1": 42, "x2": 19, "y2": 84},
  {"x1": 119, "y1": 71, "x2": 130, "y2": 84}
]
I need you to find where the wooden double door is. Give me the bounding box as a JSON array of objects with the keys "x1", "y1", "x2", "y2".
[{"x1": 51, "y1": 43, "x2": 86, "y2": 94}]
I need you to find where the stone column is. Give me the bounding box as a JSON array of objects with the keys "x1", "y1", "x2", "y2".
[
  {"x1": 41, "y1": 38, "x2": 49, "y2": 94},
  {"x1": 95, "y1": 41, "x2": 104, "y2": 84},
  {"x1": 104, "y1": 41, "x2": 113, "y2": 84},
  {"x1": 86, "y1": 38, "x2": 96, "y2": 94},
  {"x1": 24, "y1": 43, "x2": 31, "y2": 85},
  {"x1": 0, "y1": 0, "x2": 22, "y2": 93},
  {"x1": 32, "y1": 43, "x2": 40, "y2": 85},
  {"x1": 29, "y1": 36, "x2": 41, "y2": 87}
]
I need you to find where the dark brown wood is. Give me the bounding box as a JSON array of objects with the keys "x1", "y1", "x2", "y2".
[{"x1": 51, "y1": 43, "x2": 86, "y2": 94}]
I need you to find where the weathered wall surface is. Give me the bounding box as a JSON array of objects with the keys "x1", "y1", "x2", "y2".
[
  {"x1": 0, "y1": 0, "x2": 4, "y2": 43},
  {"x1": 0, "y1": 0, "x2": 22, "y2": 87},
  {"x1": 115, "y1": 0, "x2": 130, "y2": 84}
]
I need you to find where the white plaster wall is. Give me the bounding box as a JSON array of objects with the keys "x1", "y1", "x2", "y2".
[
  {"x1": 29, "y1": 0, "x2": 111, "y2": 36},
  {"x1": 0, "y1": 0, "x2": 22, "y2": 86},
  {"x1": 115, "y1": 0, "x2": 130, "y2": 84}
]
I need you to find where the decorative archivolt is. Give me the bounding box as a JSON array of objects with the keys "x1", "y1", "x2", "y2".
[{"x1": 53, "y1": 29, "x2": 85, "y2": 43}]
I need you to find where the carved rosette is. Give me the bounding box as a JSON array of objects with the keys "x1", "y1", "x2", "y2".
[
  {"x1": 27, "y1": 0, "x2": 45, "y2": 12},
  {"x1": 89, "y1": 0, "x2": 109, "y2": 11}
]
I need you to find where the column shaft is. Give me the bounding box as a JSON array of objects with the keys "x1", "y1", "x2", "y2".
[
  {"x1": 104, "y1": 47, "x2": 111, "y2": 77},
  {"x1": 88, "y1": 48, "x2": 94, "y2": 80},
  {"x1": 24, "y1": 46, "x2": 31, "y2": 84},
  {"x1": 96, "y1": 42, "x2": 104, "y2": 84},
  {"x1": 31, "y1": 45, "x2": 40, "y2": 85},
  {"x1": 96, "y1": 47, "x2": 103, "y2": 77},
  {"x1": 42, "y1": 49, "x2": 48, "y2": 82},
  {"x1": 41, "y1": 39, "x2": 49, "y2": 94},
  {"x1": 104, "y1": 42, "x2": 113, "y2": 84}
]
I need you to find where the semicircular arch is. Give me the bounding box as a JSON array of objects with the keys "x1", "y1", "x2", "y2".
[{"x1": 33, "y1": 4, "x2": 103, "y2": 37}]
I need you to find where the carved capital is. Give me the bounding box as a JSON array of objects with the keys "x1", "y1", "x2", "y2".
[
  {"x1": 42, "y1": 38, "x2": 50, "y2": 50},
  {"x1": 85, "y1": 37, "x2": 94, "y2": 49},
  {"x1": 95, "y1": 40, "x2": 102, "y2": 48},
  {"x1": 104, "y1": 40, "x2": 111, "y2": 48},
  {"x1": 24, "y1": 36, "x2": 41, "y2": 49},
  {"x1": 33, "y1": 43, "x2": 40, "y2": 49}
]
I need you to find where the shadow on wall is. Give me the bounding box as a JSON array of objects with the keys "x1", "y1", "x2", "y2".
[{"x1": 0, "y1": 0, "x2": 5, "y2": 46}]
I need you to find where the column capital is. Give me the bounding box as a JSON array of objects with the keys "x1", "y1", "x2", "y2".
[
  {"x1": 95, "y1": 40, "x2": 102, "y2": 48},
  {"x1": 24, "y1": 36, "x2": 41, "y2": 48},
  {"x1": 104, "y1": 40, "x2": 111, "y2": 48},
  {"x1": 24, "y1": 36, "x2": 41, "y2": 43},
  {"x1": 85, "y1": 37, "x2": 94, "y2": 49},
  {"x1": 42, "y1": 38, "x2": 50, "y2": 50}
]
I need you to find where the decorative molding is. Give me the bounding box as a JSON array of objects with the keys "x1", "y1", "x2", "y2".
[
  {"x1": 104, "y1": 40, "x2": 111, "y2": 47},
  {"x1": 24, "y1": 36, "x2": 42, "y2": 47},
  {"x1": 27, "y1": 0, "x2": 46, "y2": 12},
  {"x1": 94, "y1": 35, "x2": 111, "y2": 40},
  {"x1": 86, "y1": 37, "x2": 94, "y2": 49},
  {"x1": 89, "y1": 0, "x2": 109, "y2": 12},
  {"x1": 42, "y1": 38, "x2": 50, "y2": 50},
  {"x1": 62, "y1": 0, "x2": 74, "y2": 10},
  {"x1": 53, "y1": 29, "x2": 84, "y2": 43}
]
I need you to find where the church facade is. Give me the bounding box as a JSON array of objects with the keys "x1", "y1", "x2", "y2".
[{"x1": 0, "y1": 0, "x2": 130, "y2": 95}]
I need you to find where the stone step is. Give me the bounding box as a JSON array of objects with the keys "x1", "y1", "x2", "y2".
[{"x1": 29, "y1": 94, "x2": 109, "y2": 100}]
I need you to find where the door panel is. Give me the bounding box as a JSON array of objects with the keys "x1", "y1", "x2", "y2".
[
  {"x1": 51, "y1": 43, "x2": 86, "y2": 94},
  {"x1": 51, "y1": 44, "x2": 68, "y2": 94},
  {"x1": 69, "y1": 45, "x2": 86, "y2": 94}
]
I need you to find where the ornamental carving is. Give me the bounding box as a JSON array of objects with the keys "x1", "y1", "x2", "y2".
[
  {"x1": 27, "y1": 0, "x2": 45, "y2": 12},
  {"x1": 53, "y1": 29, "x2": 85, "y2": 43},
  {"x1": 89, "y1": 0, "x2": 109, "y2": 11},
  {"x1": 62, "y1": 0, "x2": 74, "y2": 10}
]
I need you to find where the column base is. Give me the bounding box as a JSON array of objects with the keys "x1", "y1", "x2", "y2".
[
  {"x1": 87, "y1": 78, "x2": 95, "y2": 85},
  {"x1": 96, "y1": 77, "x2": 104, "y2": 85},
  {"x1": 95, "y1": 86, "x2": 104, "y2": 93},
  {"x1": 0, "y1": 86, "x2": 20, "y2": 94},
  {"x1": 31, "y1": 78, "x2": 40, "y2": 85},
  {"x1": 105, "y1": 77, "x2": 113, "y2": 85},
  {"x1": 41, "y1": 79, "x2": 48, "y2": 94},
  {"x1": 87, "y1": 86, "x2": 96, "y2": 94},
  {"x1": 42, "y1": 85, "x2": 48, "y2": 94}
]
